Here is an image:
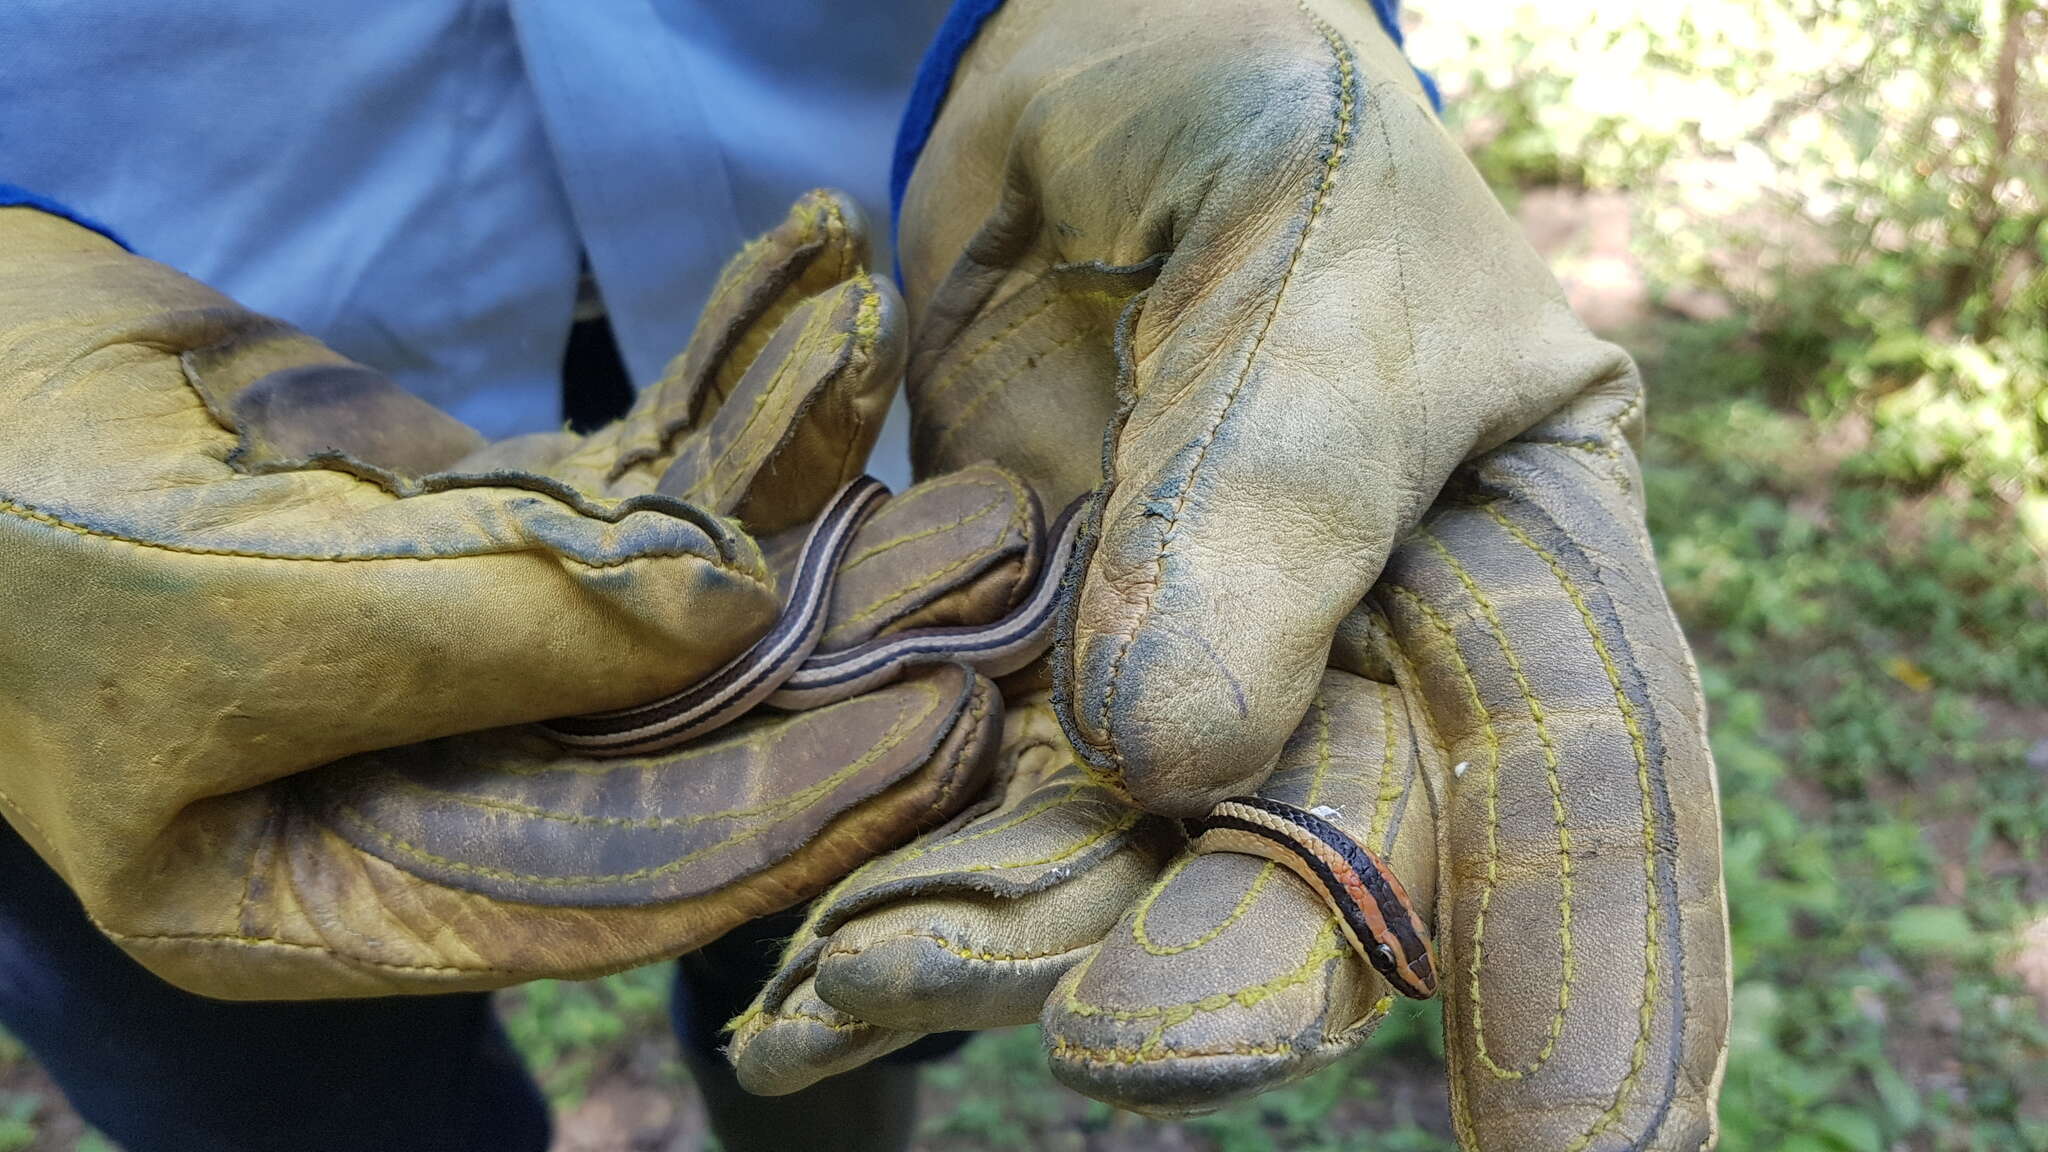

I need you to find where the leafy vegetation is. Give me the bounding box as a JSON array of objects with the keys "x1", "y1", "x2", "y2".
[
  {"x1": 1415, "y1": 0, "x2": 2048, "y2": 542},
  {"x1": 497, "y1": 964, "x2": 675, "y2": 1108},
  {"x1": 1639, "y1": 319, "x2": 2047, "y2": 1152}
]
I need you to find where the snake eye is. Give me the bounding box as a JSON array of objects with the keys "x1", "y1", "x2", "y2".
[{"x1": 1375, "y1": 944, "x2": 1396, "y2": 965}]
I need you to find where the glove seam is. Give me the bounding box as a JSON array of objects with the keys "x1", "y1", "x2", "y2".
[
  {"x1": 919, "y1": 292, "x2": 1060, "y2": 410},
  {"x1": 823, "y1": 930, "x2": 1085, "y2": 966},
  {"x1": 0, "y1": 784, "x2": 59, "y2": 870},
  {"x1": 0, "y1": 795, "x2": 438, "y2": 987},
  {"x1": 858, "y1": 787, "x2": 1141, "y2": 884},
  {"x1": 921, "y1": 674, "x2": 996, "y2": 819},
  {"x1": 1129, "y1": 856, "x2": 1282, "y2": 957},
  {"x1": 1048, "y1": 1033, "x2": 1347, "y2": 1066},
  {"x1": 927, "y1": 319, "x2": 1103, "y2": 459},
  {"x1": 680, "y1": 281, "x2": 860, "y2": 507},
  {"x1": 98, "y1": 924, "x2": 507, "y2": 976},
  {"x1": 1377, "y1": 579, "x2": 1574, "y2": 1081},
  {"x1": 749, "y1": 1008, "x2": 873, "y2": 1035},
  {"x1": 1128, "y1": 689, "x2": 1335, "y2": 957},
  {"x1": 1485, "y1": 496, "x2": 1679, "y2": 1152},
  {"x1": 316, "y1": 685, "x2": 946, "y2": 890},
  {"x1": 1093, "y1": 4, "x2": 1355, "y2": 777},
  {"x1": 833, "y1": 487, "x2": 1024, "y2": 633},
  {"x1": 1414, "y1": 530, "x2": 1580, "y2": 1081},
  {"x1": 0, "y1": 491, "x2": 753, "y2": 574},
  {"x1": 843, "y1": 492, "x2": 1005, "y2": 573},
  {"x1": 1058, "y1": 919, "x2": 1349, "y2": 1027},
  {"x1": 612, "y1": 193, "x2": 848, "y2": 479}
]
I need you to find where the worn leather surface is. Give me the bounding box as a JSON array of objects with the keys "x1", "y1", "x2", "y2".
[
  {"x1": 0, "y1": 194, "x2": 1033, "y2": 999},
  {"x1": 734, "y1": 0, "x2": 1737, "y2": 1144},
  {"x1": 766, "y1": 461, "x2": 1044, "y2": 653},
  {"x1": 900, "y1": 0, "x2": 1644, "y2": 819},
  {"x1": 306, "y1": 664, "x2": 992, "y2": 908},
  {"x1": 726, "y1": 694, "x2": 1180, "y2": 1087},
  {"x1": 734, "y1": 409, "x2": 1734, "y2": 1146}
]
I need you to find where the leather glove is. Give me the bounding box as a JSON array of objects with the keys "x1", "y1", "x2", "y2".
[
  {"x1": 730, "y1": 0, "x2": 1733, "y2": 1146},
  {"x1": 0, "y1": 192, "x2": 1040, "y2": 1000}
]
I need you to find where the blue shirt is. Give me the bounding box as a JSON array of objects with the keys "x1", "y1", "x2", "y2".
[{"x1": 2, "y1": 0, "x2": 948, "y2": 449}]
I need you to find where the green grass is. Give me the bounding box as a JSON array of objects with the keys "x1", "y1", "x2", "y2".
[
  {"x1": 910, "y1": 1002, "x2": 1456, "y2": 1152},
  {"x1": 1639, "y1": 319, "x2": 2048, "y2": 1152},
  {"x1": 0, "y1": 1026, "x2": 36, "y2": 1152},
  {"x1": 497, "y1": 963, "x2": 675, "y2": 1108}
]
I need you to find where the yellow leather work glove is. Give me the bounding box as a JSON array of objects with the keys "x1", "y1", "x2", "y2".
[
  {"x1": 727, "y1": 2, "x2": 1732, "y2": 1147},
  {"x1": 0, "y1": 191, "x2": 1046, "y2": 1000}
]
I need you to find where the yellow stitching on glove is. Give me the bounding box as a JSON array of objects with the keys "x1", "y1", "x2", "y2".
[
  {"x1": 685, "y1": 276, "x2": 874, "y2": 504},
  {"x1": 325, "y1": 698, "x2": 928, "y2": 887},
  {"x1": 1363, "y1": 618, "x2": 1488, "y2": 1150},
  {"x1": 1485, "y1": 503, "x2": 1665, "y2": 1152},
  {"x1": 1419, "y1": 530, "x2": 1578, "y2": 1081},
  {"x1": 841, "y1": 490, "x2": 1006, "y2": 570},
  {"x1": 1130, "y1": 855, "x2": 1281, "y2": 957},
  {"x1": 1095, "y1": 3, "x2": 1355, "y2": 778},
  {"x1": 1049, "y1": 1036, "x2": 1306, "y2": 1066},
  {"x1": 1369, "y1": 683, "x2": 1404, "y2": 847},
  {"x1": 1382, "y1": 582, "x2": 1554, "y2": 1079},
  {"x1": 928, "y1": 322, "x2": 1103, "y2": 457},
  {"x1": 1049, "y1": 990, "x2": 1395, "y2": 1066},
  {"x1": 99, "y1": 923, "x2": 508, "y2": 975},
  {"x1": 835, "y1": 493, "x2": 1026, "y2": 631},
  {"x1": 745, "y1": 1008, "x2": 875, "y2": 1035},
  {"x1": 824, "y1": 931, "x2": 1090, "y2": 966},
  {"x1": 0, "y1": 495, "x2": 742, "y2": 572},
  {"x1": 1129, "y1": 690, "x2": 1336, "y2": 956},
  {"x1": 920, "y1": 294, "x2": 1062, "y2": 408},
  {"x1": 867, "y1": 804, "x2": 1144, "y2": 884},
  {"x1": 1061, "y1": 919, "x2": 1353, "y2": 1055}
]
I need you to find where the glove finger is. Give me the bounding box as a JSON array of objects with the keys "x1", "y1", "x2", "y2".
[
  {"x1": 596, "y1": 189, "x2": 870, "y2": 478},
  {"x1": 729, "y1": 971, "x2": 928, "y2": 1095},
  {"x1": 724, "y1": 707, "x2": 1039, "y2": 1096},
  {"x1": 1059, "y1": 59, "x2": 1634, "y2": 814},
  {"x1": 765, "y1": 462, "x2": 1044, "y2": 652},
  {"x1": 0, "y1": 208, "x2": 802, "y2": 959},
  {"x1": 537, "y1": 191, "x2": 890, "y2": 534},
  {"x1": 1040, "y1": 667, "x2": 1437, "y2": 1115},
  {"x1": 155, "y1": 188, "x2": 861, "y2": 495},
  {"x1": 806, "y1": 763, "x2": 1172, "y2": 1032},
  {"x1": 49, "y1": 461, "x2": 1040, "y2": 1000},
  {"x1": 728, "y1": 696, "x2": 1178, "y2": 1093},
  {"x1": 145, "y1": 663, "x2": 1004, "y2": 1000},
  {"x1": 650, "y1": 272, "x2": 902, "y2": 534},
  {"x1": 1373, "y1": 382, "x2": 1727, "y2": 1151}
]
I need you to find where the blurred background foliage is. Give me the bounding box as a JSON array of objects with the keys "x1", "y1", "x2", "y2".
[
  {"x1": 1, "y1": 2, "x2": 2042, "y2": 1150},
  {"x1": 1418, "y1": 0, "x2": 2048, "y2": 543}
]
